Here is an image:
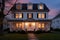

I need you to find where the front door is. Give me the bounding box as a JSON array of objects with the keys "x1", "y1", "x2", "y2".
[{"x1": 25, "y1": 22, "x2": 35, "y2": 31}]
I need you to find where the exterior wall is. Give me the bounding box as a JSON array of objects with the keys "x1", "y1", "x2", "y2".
[
  {"x1": 13, "y1": 12, "x2": 48, "y2": 20},
  {"x1": 51, "y1": 18, "x2": 60, "y2": 29}
]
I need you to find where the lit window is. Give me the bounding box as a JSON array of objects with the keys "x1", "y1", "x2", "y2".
[
  {"x1": 28, "y1": 5, "x2": 32, "y2": 10},
  {"x1": 16, "y1": 4, "x2": 21, "y2": 9},
  {"x1": 41, "y1": 13, "x2": 45, "y2": 18},
  {"x1": 19, "y1": 13, "x2": 23, "y2": 18},
  {"x1": 16, "y1": 14, "x2": 19, "y2": 18},
  {"x1": 16, "y1": 23, "x2": 19, "y2": 28},
  {"x1": 15, "y1": 13, "x2": 23, "y2": 18},
  {"x1": 28, "y1": 13, "x2": 33, "y2": 18},
  {"x1": 19, "y1": 23, "x2": 22, "y2": 28},
  {"x1": 38, "y1": 13, "x2": 41, "y2": 18},
  {"x1": 38, "y1": 4, "x2": 43, "y2": 9},
  {"x1": 38, "y1": 23, "x2": 41, "y2": 28},
  {"x1": 42, "y1": 23, "x2": 45, "y2": 28}
]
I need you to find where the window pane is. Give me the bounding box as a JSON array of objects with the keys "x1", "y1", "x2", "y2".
[
  {"x1": 19, "y1": 23, "x2": 22, "y2": 28},
  {"x1": 16, "y1": 5, "x2": 20, "y2": 9},
  {"x1": 39, "y1": 4, "x2": 43, "y2": 9},
  {"x1": 28, "y1": 5, "x2": 32, "y2": 9},
  {"x1": 38, "y1": 23, "x2": 41, "y2": 28},
  {"x1": 38, "y1": 13, "x2": 41, "y2": 18},
  {"x1": 16, "y1": 23, "x2": 19, "y2": 28},
  {"x1": 16, "y1": 14, "x2": 19, "y2": 18},
  {"x1": 19, "y1": 13, "x2": 23, "y2": 18},
  {"x1": 28, "y1": 13, "x2": 32, "y2": 18},
  {"x1": 41, "y1": 13, "x2": 45, "y2": 18},
  {"x1": 42, "y1": 23, "x2": 45, "y2": 28}
]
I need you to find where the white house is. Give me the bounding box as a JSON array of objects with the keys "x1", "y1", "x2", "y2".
[
  {"x1": 3, "y1": 3, "x2": 51, "y2": 32},
  {"x1": 51, "y1": 14, "x2": 60, "y2": 29}
]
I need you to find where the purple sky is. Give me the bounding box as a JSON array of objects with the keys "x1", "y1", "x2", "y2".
[{"x1": 4, "y1": 0, "x2": 60, "y2": 19}]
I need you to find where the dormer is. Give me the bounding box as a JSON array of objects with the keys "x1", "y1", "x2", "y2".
[
  {"x1": 27, "y1": 3, "x2": 33, "y2": 10},
  {"x1": 16, "y1": 3, "x2": 22, "y2": 10},
  {"x1": 38, "y1": 3, "x2": 44, "y2": 10}
]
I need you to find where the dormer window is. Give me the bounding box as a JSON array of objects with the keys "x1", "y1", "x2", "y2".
[
  {"x1": 28, "y1": 4, "x2": 32, "y2": 10},
  {"x1": 16, "y1": 4, "x2": 21, "y2": 10},
  {"x1": 38, "y1": 4, "x2": 44, "y2": 9}
]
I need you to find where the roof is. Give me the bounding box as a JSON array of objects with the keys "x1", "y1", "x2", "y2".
[
  {"x1": 53, "y1": 14, "x2": 60, "y2": 19},
  {"x1": 10, "y1": 3, "x2": 49, "y2": 12}
]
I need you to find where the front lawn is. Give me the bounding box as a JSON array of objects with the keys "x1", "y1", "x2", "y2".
[
  {"x1": 0, "y1": 33, "x2": 28, "y2": 40},
  {"x1": 36, "y1": 32, "x2": 60, "y2": 40}
]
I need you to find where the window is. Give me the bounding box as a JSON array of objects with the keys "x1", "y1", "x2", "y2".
[
  {"x1": 27, "y1": 13, "x2": 33, "y2": 18},
  {"x1": 16, "y1": 14, "x2": 18, "y2": 18},
  {"x1": 38, "y1": 4, "x2": 44, "y2": 9},
  {"x1": 38, "y1": 23, "x2": 41, "y2": 28},
  {"x1": 42, "y1": 23, "x2": 45, "y2": 28},
  {"x1": 38, "y1": 13, "x2": 41, "y2": 18},
  {"x1": 37, "y1": 13, "x2": 45, "y2": 19},
  {"x1": 28, "y1": 4, "x2": 32, "y2": 10},
  {"x1": 15, "y1": 13, "x2": 23, "y2": 18},
  {"x1": 41, "y1": 13, "x2": 45, "y2": 18},
  {"x1": 16, "y1": 23, "x2": 22, "y2": 28},
  {"x1": 19, "y1": 13, "x2": 23, "y2": 18},
  {"x1": 16, "y1": 4, "x2": 21, "y2": 9}
]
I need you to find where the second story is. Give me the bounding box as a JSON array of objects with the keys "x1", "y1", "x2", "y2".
[{"x1": 10, "y1": 3, "x2": 50, "y2": 20}]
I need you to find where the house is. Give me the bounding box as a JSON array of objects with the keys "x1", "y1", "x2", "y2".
[
  {"x1": 51, "y1": 14, "x2": 60, "y2": 29},
  {"x1": 3, "y1": 3, "x2": 51, "y2": 32}
]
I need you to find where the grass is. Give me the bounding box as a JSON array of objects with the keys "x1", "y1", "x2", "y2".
[
  {"x1": 36, "y1": 32, "x2": 60, "y2": 40},
  {"x1": 0, "y1": 32, "x2": 60, "y2": 40},
  {"x1": 0, "y1": 33, "x2": 28, "y2": 40}
]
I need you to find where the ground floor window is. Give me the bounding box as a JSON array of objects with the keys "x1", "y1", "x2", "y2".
[{"x1": 15, "y1": 22, "x2": 45, "y2": 29}]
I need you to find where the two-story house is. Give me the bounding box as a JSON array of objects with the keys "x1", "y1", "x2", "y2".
[{"x1": 3, "y1": 3, "x2": 51, "y2": 32}]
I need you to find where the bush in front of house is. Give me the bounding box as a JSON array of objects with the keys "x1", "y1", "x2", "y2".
[{"x1": 54, "y1": 28, "x2": 60, "y2": 32}]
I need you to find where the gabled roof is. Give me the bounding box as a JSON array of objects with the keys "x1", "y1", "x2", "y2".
[
  {"x1": 53, "y1": 14, "x2": 60, "y2": 19},
  {"x1": 10, "y1": 3, "x2": 49, "y2": 12}
]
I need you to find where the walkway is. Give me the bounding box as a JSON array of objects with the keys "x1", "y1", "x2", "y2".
[{"x1": 28, "y1": 33, "x2": 39, "y2": 40}]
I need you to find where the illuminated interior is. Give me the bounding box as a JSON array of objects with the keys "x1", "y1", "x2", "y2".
[
  {"x1": 38, "y1": 23, "x2": 41, "y2": 28},
  {"x1": 38, "y1": 13, "x2": 41, "y2": 18},
  {"x1": 19, "y1": 13, "x2": 23, "y2": 18},
  {"x1": 39, "y1": 4, "x2": 43, "y2": 9},
  {"x1": 28, "y1": 14, "x2": 32, "y2": 18},
  {"x1": 16, "y1": 13, "x2": 23, "y2": 18},
  {"x1": 42, "y1": 23, "x2": 45, "y2": 28},
  {"x1": 41, "y1": 13, "x2": 45, "y2": 18},
  {"x1": 15, "y1": 22, "x2": 45, "y2": 31},
  {"x1": 28, "y1": 5, "x2": 32, "y2": 9},
  {"x1": 16, "y1": 14, "x2": 19, "y2": 18},
  {"x1": 38, "y1": 13, "x2": 45, "y2": 19}
]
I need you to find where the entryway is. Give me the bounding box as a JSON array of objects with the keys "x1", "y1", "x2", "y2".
[{"x1": 25, "y1": 22, "x2": 35, "y2": 31}]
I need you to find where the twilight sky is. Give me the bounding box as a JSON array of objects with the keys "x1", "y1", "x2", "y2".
[{"x1": 4, "y1": 0, "x2": 60, "y2": 19}]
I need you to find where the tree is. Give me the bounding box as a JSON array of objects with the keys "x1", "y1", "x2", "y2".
[{"x1": 0, "y1": 0, "x2": 5, "y2": 35}]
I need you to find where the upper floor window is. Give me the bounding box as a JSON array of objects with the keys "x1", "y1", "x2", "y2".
[
  {"x1": 15, "y1": 13, "x2": 23, "y2": 18},
  {"x1": 16, "y1": 4, "x2": 21, "y2": 9},
  {"x1": 27, "y1": 13, "x2": 33, "y2": 18},
  {"x1": 38, "y1": 4, "x2": 44, "y2": 9},
  {"x1": 28, "y1": 4, "x2": 32, "y2": 10},
  {"x1": 41, "y1": 13, "x2": 45, "y2": 18},
  {"x1": 37, "y1": 13, "x2": 45, "y2": 19}
]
